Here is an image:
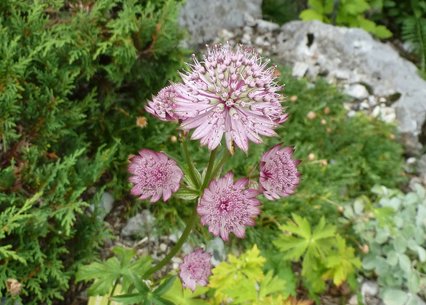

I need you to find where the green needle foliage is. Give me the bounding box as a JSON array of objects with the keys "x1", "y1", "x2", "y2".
[{"x1": 0, "y1": 0, "x2": 186, "y2": 303}]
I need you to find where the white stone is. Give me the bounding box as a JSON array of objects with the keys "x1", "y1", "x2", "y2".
[
  {"x1": 372, "y1": 105, "x2": 381, "y2": 118},
  {"x1": 347, "y1": 110, "x2": 356, "y2": 118},
  {"x1": 241, "y1": 33, "x2": 251, "y2": 45},
  {"x1": 379, "y1": 107, "x2": 396, "y2": 123},
  {"x1": 407, "y1": 157, "x2": 417, "y2": 165},
  {"x1": 254, "y1": 35, "x2": 270, "y2": 47},
  {"x1": 159, "y1": 243, "x2": 167, "y2": 252},
  {"x1": 361, "y1": 280, "x2": 379, "y2": 297},
  {"x1": 345, "y1": 84, "x2": 369, "y2": 100},
  {"x1": 218, "y1": 29, "x2": 234, "y2": 41},
  {"x1": 359, "y1": 100, "x2": 370, "y2": 110},
  {"x1": 368, "y1": 95, "x2": 377, "y2": 106},
  {"x1": 348, "y1": 295, "x2": 358, "y2": 305},
  {"x1": 255, "y1": 19, "x2": 279, "y2": 34},
  {"x1": 292, "y1": 62, "x2": 309, "y2": 78}
]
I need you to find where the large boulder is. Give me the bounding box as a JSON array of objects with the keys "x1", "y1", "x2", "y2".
[
  {"x1": 179, "y1": 0, "x2": 262, "y2": 45},
  {"x1": 276, "y1": 21, "x2": 426, "y2": 153}
]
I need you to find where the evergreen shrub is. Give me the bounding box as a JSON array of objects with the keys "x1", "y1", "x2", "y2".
[{"x1": 0, "y1": 0, "x2": 186, "y2": 303}]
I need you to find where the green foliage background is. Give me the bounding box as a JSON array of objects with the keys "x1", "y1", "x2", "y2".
[
  {"x1": 0, "y1": 0, "x2": 410, "y2": 303},
  {"x1": 0, "y1": 0, "x2": 186, "y2": 303}
]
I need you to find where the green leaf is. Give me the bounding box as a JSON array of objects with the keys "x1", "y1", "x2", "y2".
[
  {"x1": 382, "y1": 289, "x2": 409, "y2": 305},
  {"x1": 209, "y1": 245, "x2": 266, "y2": 303},
  {"x1": 174, "y1": 188, "x2": 199, "y2": 201},
  {"x1": 154, "y1": 276, "x2": 176, "y2": 296},
  {"x1": 111, "y1": 293, "x2": 146, "y2": 304},
  {"x1": 274, "y1": 215, "x2": 336, "y2": 261},
  {"x1": 307, "y1": 0, "x2": 325, "y2": 13},
  {"x1": 300, "y1": 9, "x2": 325, "y2": 21},
  {"x1": 162, "y1": 277, "x2": 209, "y2": 305},
  {"x1": 77, "y1": 247, "x2": 152, "y2": 296},
  {"x1": 125, "y1": 270, "x2": 149, "y2": 293},
  {"x1": 374, "y1": 25, "x2": 393, "y2": 39},
  {"x1": 258, "y1": 271, "x2": 286, "y2": 298},
  {"x1": 322, "y1": 236, "x2": 361, "y2": 286}
]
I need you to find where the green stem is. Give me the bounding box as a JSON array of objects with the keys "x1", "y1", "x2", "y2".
[
  {"x1": 107, "y1": 279, "x2": 119, "y2": 305},
  {"x1": 181, "y1": 135, "x2": 200, "y2": 189},
  {"x1": 143, "y1": 207, "x2": 198, "y2": 279},
  {"x1": 210, "y1": 149, "x2": 230, "y2": 181},
  {"x1": 201, "y1": 148, "x2": 218, "y2": 190}
]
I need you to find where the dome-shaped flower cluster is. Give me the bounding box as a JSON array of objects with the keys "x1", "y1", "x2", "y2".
[
  {"x1": 197, "y1": 172, "x2": 261, "y2": 241},
  {"x1": 176, "y1": 45, "x2": 286, "y2": 152},
  {"x1": 259, "y1": 145, "x2": 301, "y2": 200},
  {"x1": 179, "y1": 249, "x2": 212, "y2": 291},
  {"x1": 147, "y1": 44, "x2": 286, "y2": 152},
  {"x1": 128, "y1": 149, "x2": 183, "y2": 203},
  {"x1": 145, "y1": 85, "x2": 181, "y2": 122}
]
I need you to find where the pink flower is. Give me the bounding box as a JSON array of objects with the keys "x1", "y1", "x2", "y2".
[
  {"x1": 197, "y1": 172, "x2": 261, "y2": 241},
  {"x1": 145, "y1": 85, "x2": 181, "y2": 122},
  {"x1": 179, "y1": 249, "x2": 212, "y2": 291},
  {"x1": 174, "y1": 44, "x2": 286, "y2": 152},
  {"x1": 259, "y1": 145, "x2": 301, "y2": 200},
  {"x1": 128, "y1": 149, "x2": 183, "y2": 202}
]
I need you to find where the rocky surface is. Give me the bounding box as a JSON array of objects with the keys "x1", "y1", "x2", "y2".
[
  {"x1": 211, "y1": 19, "x2": 426, "y2": 155},
  {"x1": 276, "y1": 21, "x2": 426, "y2": 154},
  {"x1": 179, "y1": 0, "x2": 262, "y2": 45}
]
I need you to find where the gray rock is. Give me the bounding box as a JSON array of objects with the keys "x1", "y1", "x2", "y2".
[
  {"x1": 292, "y1": 61, "x2": 309, "y2": 78},
  {"x1": 254, "y1": 35, "x2": 270, "y2": 47},
  {"x1": 276, "y1": 21, "x2": 426, "y2": 151},
  {"x1": 179, "y1": 0, "x2": 262, "y2": 45},
  {"x1": 255, "y1": 19, "x2": 279, "y2": 34},
  {"x1": 345, "y1": 84, "x2": 369, "y2": 100},
  {"x1": 348, "y1": 295, "x2": 358, "y2": 305},
  {"x1": 159, "y1": 243, "x2": 167, "y2": 252},
  {"x1": 362, "y1": 281, "x2": 379, "y2": 297},
  {"x1": 89, "y1": 191, "x2": 114, "y2": 219},
  {"x1": 100, "y1": 192, "x2": 114, "y2": 215},
  {"x1": 241, "y1": 33, "x2": 252, "y2": 45},
  {"x1": 206, "y1": 237, "x2": 226, "y2": 266},
  {"x1": 121, "y1": 210, "x2": 156, "y2": 238},
  {"x1": 418, "y1": 154, "x2": 426, "y2": 179}
]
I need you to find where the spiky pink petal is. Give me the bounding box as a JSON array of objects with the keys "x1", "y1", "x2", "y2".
[
  {"x1": 179, "y1": 249, "x2": 212, "y2": 291},
  {"x1": 128, "y1": 149, "x2": 183, "y2": 203},
  {"x1": 197, "y1": 172, "x2": 261, "y2": 241},
  {"x1": 259, "y1": 145, "x2": 300, "y2": 200},
  {"x1": 174, "y1": 44, "x2": 286, "y2": 152},
  {"x1": 145, "y1": 85, "x2": 182, "y2": 122}
]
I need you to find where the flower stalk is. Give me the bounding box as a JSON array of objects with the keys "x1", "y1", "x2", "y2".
[{"x1": 143, "y1": 206, "x2": 198, "y2": 279}]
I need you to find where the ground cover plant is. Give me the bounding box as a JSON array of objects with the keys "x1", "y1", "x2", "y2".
[{"x1": 342, "y1": 184, "x2": 426, "y2": 304}]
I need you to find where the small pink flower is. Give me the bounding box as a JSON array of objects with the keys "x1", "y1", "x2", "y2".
[
  {"x1": 179, "y1": 249, "x2": 212, "y2": 291},
  {"x1": 145, "y1": 85, "x2": 181, "y2": 122},
  {"x1": 259, "y1": 145, "x2": 301, "y2": 200},
  {"x1": 197, "y1": 172, "x2": 261, "y2": 241},
  {"x1": 128, "y1": 149, "x2": 183, "y2": 202},
  {"x1": 174, "y1": 44, "x2": 286, "y2": 152}
]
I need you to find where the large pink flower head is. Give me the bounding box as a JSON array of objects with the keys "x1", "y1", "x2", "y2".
[
  {"x1": 197, "y1": 172, "x2": 261, "y2": 241},
  {"x1": 259, "y1": 145, "x2": 301, "y2": 200},
  {"x1": 174, "y1": 44, "x2": 286, "y2": 152},
  {"x1": 145, "y1": 85, "x2": 181, "y2": 122},
  {"x1": 128, "y1": 149, "x2": 183, "y2": 203},
  {"x1": 179, "y1": 249, "x2": 212, "y2": 291}
]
